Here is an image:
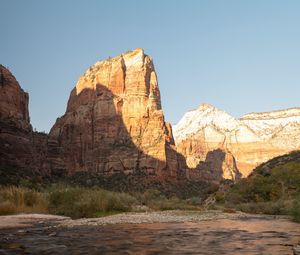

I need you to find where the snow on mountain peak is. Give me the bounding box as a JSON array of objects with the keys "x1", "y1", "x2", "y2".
[
  {"x1": 173, "y1": 104, "x2": 300, "y2": 143},
  {"x1": 174, "y1": 104, "x2": 300, "y2": 179},
  {"x1": 241, "y1": 107, "x2": 300, "y2": 120},
  {"x1": 239, "y1": 108, "x2": 300, "y2": 139},
  {"x1": 173, "y1": 103, "x2": 239, "y2": 142}
]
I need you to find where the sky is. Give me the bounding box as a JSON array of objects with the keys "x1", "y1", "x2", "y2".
[{"x1": 1, "y1": 0, "x2": 300, "y2": 132}]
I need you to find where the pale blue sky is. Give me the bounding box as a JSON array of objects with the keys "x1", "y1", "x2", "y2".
[{"x1": 1, "y1": 0, "x2": 300, "y2": 132}]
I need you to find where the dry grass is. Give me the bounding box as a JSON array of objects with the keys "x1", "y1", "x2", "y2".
[
  {"x1": 48, "y1": 186, "x2": 137, "y2": 218},
  {"x1": 0, "y1": 186, "x2": 48, "y2": 215},
  {"x1": 0, "y1": 185, "x2": 201, "y2": 218},
  {"x1": 137, "y1": 189, "x2": 200, "y2": 211}
]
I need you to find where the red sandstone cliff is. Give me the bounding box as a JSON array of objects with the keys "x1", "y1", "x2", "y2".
[
  {"x1": 0, "y1": 65, "x2": 47, "y2": 174},
  {"x1": 47, "y1": 49, "x2": 182, "y2": 179}
]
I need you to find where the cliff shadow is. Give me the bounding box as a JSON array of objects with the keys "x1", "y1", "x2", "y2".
[
  {"x1": 186, "y1": 149, "x2": 241, "y2": 183},
  {"x1": 47, "y1": 84, "x2": 184, "y2": 181}
]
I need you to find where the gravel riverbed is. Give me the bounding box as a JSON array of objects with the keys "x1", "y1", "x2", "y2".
[{"x1": 1, "y1": 211, "x2": 300, "y2": 255}]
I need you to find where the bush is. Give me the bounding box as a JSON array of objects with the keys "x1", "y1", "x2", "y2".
[
  {"x1": 222, "y1": 160, "x2": 300, "y2": 218},
  {"x1": 48, "y1": 187, "x2": 136, "y2": 218},
  {"x1": 290, "y1": 196, "x2": 300, "y2": 222},
  {"x1": 188, "y1": 196, "x2": 202, "y2": 206},
  {"x1": 0, "y1": 185, "x2": 137, "y2": 218},
  {"x1": 143, "y1": 189, "x2": 162, "y2": 202},
  {"x1": 139, "y1": 189, "x2": 198, "y2": 211},
  {"x1": 235, "y1": 200, "x2": 285, "y2": 215},
  {"x1": 0, "y1": 185, "x2": 201, "y2": 218},
  {"x1": 0, "y1": 201, "x2": 16, "y2": 215},
  {"x1": 146, "y1": 197, "x2": 191, "y2": 211},
  {"x1": 0, "y1": 186, "x2": 48, "y2": 215}
]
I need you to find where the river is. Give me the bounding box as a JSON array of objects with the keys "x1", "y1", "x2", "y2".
[{"x1": 0, "y1": 212, "x2": 299, "y2": 254}]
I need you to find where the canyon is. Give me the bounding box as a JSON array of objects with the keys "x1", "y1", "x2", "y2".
[{"x1": 1, "y1": 49, "x2": 300, "y2": 184}]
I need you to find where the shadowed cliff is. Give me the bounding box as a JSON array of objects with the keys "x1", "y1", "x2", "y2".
[
  {"x1": 47, "y1": 84, "x2": 184, "y2": 180},
  {"x1": 186, "y1": 149, "x2": 241, "y2": 183},
  {"x1": 0, "y1": 65, "x2": 48, "y2": 184}
]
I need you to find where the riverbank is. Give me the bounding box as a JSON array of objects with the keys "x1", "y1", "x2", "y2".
[
  {"x1": 1, "y1": 211, "x2": 300, "y2": 255},
  {"x1": 59, "y1": 210, "x2": 287, "y2": 227},
  {"x1": 0, "y1": 210, "x2": 287, "y2": 229}
]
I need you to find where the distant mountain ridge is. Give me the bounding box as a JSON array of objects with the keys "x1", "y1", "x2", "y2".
[{"x1": 173, "y1": 103, "x2": 300, "y2": 177}]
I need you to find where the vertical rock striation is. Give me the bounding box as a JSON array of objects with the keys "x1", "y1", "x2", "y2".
[
  {"x1": 0, "y1": 65, "x2": 30, "y2": 125},
  {"x1": 0, "y1": 65, "x2": 33, "y2": 170},
  {"x1": 0, "y1": 65, "x2": 47, "y2": 176},
  {"x1": 48, "y1": 49, "x2": 180, "y2": 179}
]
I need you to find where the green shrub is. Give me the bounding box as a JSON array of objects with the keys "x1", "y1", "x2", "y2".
[
  {"x1": 146, "y1": 197, "x2": 196, "y2": 211},
  {"x1": 290, "y1": 196, "x2": 300, "y2": 222},
  {"x1": 188, "y1": 196, "x2": 202, "y2": 205},
  {"x1": 235, "y1": 200, "x2": 285, "y2": 215},
  {"x1": 143, "y1": 189, "x2": 162, "y2": 201},
  {"x1": 223, "y1": 160, "x2": 300, "y2": 217},
  {"x1": 48, "y1": 187, "x2": 136, "y2": 218},
  {"x1": 127, "y1": 189, "x2": 199, "y2": 211}
]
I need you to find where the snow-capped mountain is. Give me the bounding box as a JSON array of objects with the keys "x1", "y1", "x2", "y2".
[
  {"x1": 240, "y1": 108, "x2": 300, "y2": 142},
  {"x1": 173, "y1": 104, "x2": 300, "y2": 178},
  {"x1": 174, "y1": 103, "x2": 239, "y2": 141}
]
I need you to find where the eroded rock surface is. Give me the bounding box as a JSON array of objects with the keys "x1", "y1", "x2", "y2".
[
  {"x1": 48, "y1": 49, "x2": 181, "y2": 179},
  {"x1": 0, "y1": 65, "x2": 48, "y2": 180}
]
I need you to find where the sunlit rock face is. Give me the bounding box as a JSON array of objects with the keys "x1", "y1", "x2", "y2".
[
  {"x1": 173, "y1": 103, "x2": 300, "y2": 178},
  {"x1": 48, "y1": 49, "x2": 180, "y2": 178},
  {"x1": 0, "y1": 65, "x2": 47, "y2": 172}
]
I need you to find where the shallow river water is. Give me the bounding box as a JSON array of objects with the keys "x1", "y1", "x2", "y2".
[{"x1": 1, "y1": 217, "x2": 300, "y2": 254}]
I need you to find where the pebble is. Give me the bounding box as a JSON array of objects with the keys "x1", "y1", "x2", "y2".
[{"x1": 48, "y1": 232, "x2": 57, "y2": 237}]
